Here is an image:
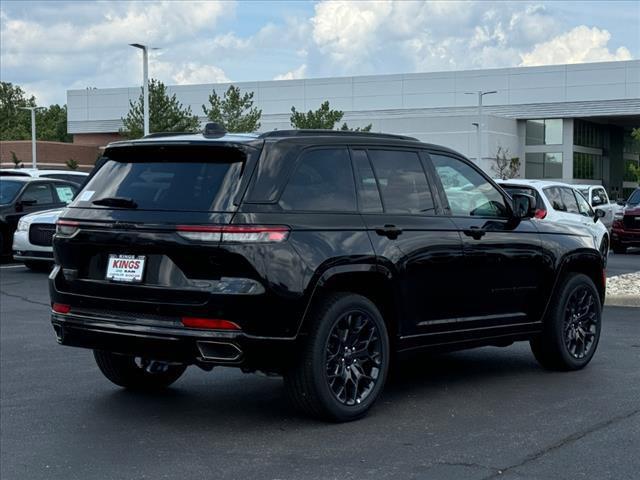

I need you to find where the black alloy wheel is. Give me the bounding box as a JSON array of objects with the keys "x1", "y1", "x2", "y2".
[
  {"x1": 530, "y1": 273, "x2": 601, "y2": 371},
  {"x1": 563, "y1": 286, "x2": 598, "y2": 360},
  {"x1": 325, "y1": 310, "x2": 383, "y2": 406},
  {"x1": 284, "y1": 293, "x2": 390, "y2": 422}
]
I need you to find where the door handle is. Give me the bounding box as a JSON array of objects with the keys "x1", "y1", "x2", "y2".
[
  {"x1": 463, "y1": 227, "x2": 486, "y2": 240},
  {"x1": 375, "y1": 224, "x2": 403, "y2": 239}
]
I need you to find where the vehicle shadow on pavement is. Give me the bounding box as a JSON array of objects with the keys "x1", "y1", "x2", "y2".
[{"x1": 87, "y1": 346, "x2": 543, "y2": 427}]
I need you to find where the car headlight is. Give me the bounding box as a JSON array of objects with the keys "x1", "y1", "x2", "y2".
[
  {"x1": 16, "y1": 218, "x2": 29, "y2": 232},
  {"x1": 613, "y1": 212, "x2": 623, "y2": 221}
]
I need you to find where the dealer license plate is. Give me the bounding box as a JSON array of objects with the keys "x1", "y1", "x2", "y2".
[{"x1": 106, "y1": 255, "x2": 146, "y2": 283}]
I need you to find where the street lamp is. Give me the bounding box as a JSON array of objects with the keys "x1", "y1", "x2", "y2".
[
  {"x1": 129, "y1": 43, "x2": 158, "y2": 136},
  {"x1": 465, "y1": 90, "x2": 497, "y2": 164},
  {"x1": 18, "y1": 106, "x2": 44, "y2": 169}
]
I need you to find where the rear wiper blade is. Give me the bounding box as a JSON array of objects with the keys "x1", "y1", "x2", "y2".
[{"x1": 92, "y1": 197, "x2": 138, "y2": 209}]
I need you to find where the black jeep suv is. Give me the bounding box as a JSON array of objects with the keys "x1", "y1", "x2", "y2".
[{"x1": 50, "y1": 127, "x2": 605, "y2": 421}]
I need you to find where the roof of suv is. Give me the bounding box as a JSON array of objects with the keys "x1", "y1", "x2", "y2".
[{"x1": 106, "y1": 129, "x2": 461, "y2": 156}]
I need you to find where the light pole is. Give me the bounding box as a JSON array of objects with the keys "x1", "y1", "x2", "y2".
[
  {"x1": 129, "y1": 43, "x2": 153, "y2": 136},
  {"x1": 19, "y1": 106, "x2": 44, "y2": 169},
  {"x1": 465, "y1": 90, "x2": 497, "y2": 164}
]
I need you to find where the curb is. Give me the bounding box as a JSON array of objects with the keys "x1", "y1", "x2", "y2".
[{"x1": 605, "y1": 296, "x2": 640, "y2": 307}]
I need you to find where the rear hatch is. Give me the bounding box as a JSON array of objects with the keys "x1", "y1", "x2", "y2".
[{"x1": 53, "y1": 142, "x2": 261, "y2": 306}]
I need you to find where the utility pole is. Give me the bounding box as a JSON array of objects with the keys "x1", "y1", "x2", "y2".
[
  {"x1": 465, "y1": 90, "x2": 497, "y2": 164},
  {"x1": 18, "y1": 106, "x2": 44, "y2": 169},
  {"x1": 129, "y1": 43, "x2": 153, "y2": 136}
]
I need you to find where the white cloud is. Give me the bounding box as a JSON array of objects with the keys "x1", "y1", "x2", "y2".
[
  {"x1": 520, "y1": 25, "x2": 632, "y2": 66},
  {"x1": 171, "y1": 63, "x2": 230, "y2": 85},
  {"x1": 274, "y1": 64, "x2": 307, "y2": 81}
]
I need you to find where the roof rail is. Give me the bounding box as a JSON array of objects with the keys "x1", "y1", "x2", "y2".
[
  {"x1": 142, "y1": 131, "x2": 194, "y2": 139},
  {"x1": 259, "y1": 129, "x2": 419, "y2": 141}
]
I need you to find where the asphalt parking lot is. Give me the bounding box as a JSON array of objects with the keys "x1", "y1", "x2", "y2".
[{"x1": 1, "y1": 258, "x2": 639, "y2": 480}]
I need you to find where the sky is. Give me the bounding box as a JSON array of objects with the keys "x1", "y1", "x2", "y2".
[{"x1": 1, "y1": 0, "x2": 639, "y2": 106}]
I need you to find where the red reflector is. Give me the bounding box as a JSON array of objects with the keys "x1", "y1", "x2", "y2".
[
  {"x1": 181, "y1": 317, "x2": 241, "y2": 330},
  {"x1": 52, "y1": 303, "x2": 71, "y2": 314},
  {"x1": 534, "y1": 208, "x2": 547, "y2": 219}
]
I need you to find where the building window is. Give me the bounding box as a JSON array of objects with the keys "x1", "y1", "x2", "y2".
[
  {"x1": 573, "y1": 152, "x2": 603, "y2": 180},
  {"x1": 525, "y1": 119, "x2": 563, "y2": 145},
  {"x1": 574, "y1": 120, "x2": 603, "y2": 148},
  {"x1": 624, "y1": 159, "x2": 640, "y2": 182},
  {"x1": 525, "y1": 152, "x2": 563, "y2": 179},
  {"x1": 623, "y1": 129, "x2": 640, "y2": 154}
]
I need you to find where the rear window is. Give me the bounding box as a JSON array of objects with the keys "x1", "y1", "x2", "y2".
[
  {"x1": 74, "y1": 147, "x2": 246, "y2": 212},
  {"x1": 500, "y1": 185, "x2": 544, "y2": 210}
]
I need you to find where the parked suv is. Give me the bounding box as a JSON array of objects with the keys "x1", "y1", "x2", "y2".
[
  {"x1": 611, "y1": 187, "x2": 640, "y2": 253},
  {"x1": 50, "y1": 127, "x2": 605, "y2": 421}
]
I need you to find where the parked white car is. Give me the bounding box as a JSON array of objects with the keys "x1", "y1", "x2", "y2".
[
  {"x1": 12, "y1": 208, "x2": 63, "y2": 271},
  {"x1": 496, "y1": 179, "x2": 609, "y2": 263},
  {"x1": 0, "y1": 168, "x2": 88, "y2": 186},
  {"x1": 572, "y1": 184, "x2": 616, "y2": 230}
]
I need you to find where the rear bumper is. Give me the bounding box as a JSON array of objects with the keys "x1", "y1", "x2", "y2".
[{"x1": 51, "y1": 311, "x2": 295, "y2": 367}]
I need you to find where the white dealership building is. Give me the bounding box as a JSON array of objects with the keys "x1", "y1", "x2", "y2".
[{"x1": 68, "y1": 60, "x2": 640, "y2": 198}]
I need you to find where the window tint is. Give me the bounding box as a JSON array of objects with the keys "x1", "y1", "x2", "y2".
[
  {"x1": 431, "y1": 154, "x2": 508, "y2": 218},
  {"x1": 280, "y1": 148, "x2": 356, "y2": 212},
  {"x1": 0, "y1": 180, "x2": 23, "y2": 204},
  {"x1": 78, "y1": 147, "x2": 246, "y2": 212},
  {"x1": 22, "y1": 183, "x2": 54, "y2": 204},
  {"x1": 351, "y1": 150, "x2": 382, "y2": 213},
  {"x1": 544, "y1": 187, "x2": 565, "y2": 211},
  {"x1": 575, "y1": 190, "x2": 593, "y2": 217},
  {"x1": 560, "y1": 188, "x2": 579, "y2": 214},
  {"x1": 368, "y1": 149, "x2": 434, "y2": 214},
  {"x1": 54, "y1": 184, "x2": 77, "y2": 203}
]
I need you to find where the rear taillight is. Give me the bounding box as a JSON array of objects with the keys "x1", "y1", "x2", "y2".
[
  {"x1": 176, "y1": 225, "x2": 289, "y2": 243},
  {"x1": 56, "y1": 220, "x2": 79, "y2": 236},
  {"x1": 52, "y1": 303, "x2": 71, "y2": 314},
  {"x1": 534, "y1": 208, "x2": 547, "y2": 219},
  {"x1": 181, "y1": 317, "x2": 241, "y2": 330}
]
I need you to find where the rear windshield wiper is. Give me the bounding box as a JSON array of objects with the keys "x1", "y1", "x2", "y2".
[{"x1": 92, "y1": 197, "x2": 138, "y2": 209}]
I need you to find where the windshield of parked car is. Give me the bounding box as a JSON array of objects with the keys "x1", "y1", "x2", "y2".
[
  {"x1": 0, "y1": 180, "x2": 23, "y2": 204},
  {"x1": 72, "y1": 146, "x2": 247, "y2": 212},
  {"x1": 628, "y1": 189, "x2": 640, "y2": 205}
]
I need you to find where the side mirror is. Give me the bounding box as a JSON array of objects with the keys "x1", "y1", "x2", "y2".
[
  {"x1": 594, "y1": 208, "x2": 606, "y2": 222},
  {"x1": 512, "y1": 193, "x2": 536, "y2": 219},
  {"x1": 617, "y1": 200, "x2": 626, "y2": 206}
]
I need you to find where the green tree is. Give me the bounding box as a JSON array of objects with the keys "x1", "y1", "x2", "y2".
[
  {"x1": 120, "y1": 79, "x2": 200, "y2": 139},
  {"x1": 1, "y1": 82, "x2": 36, "y2": 140},
  {"x1": 37, "y1": 104, "x2": 72, "y2": 142},
  {"x1": 66, "y1": 158, "x2": 79, "y2": 170},
  {"x1": 290, "y1": 100, "x2": 372, "y2": 131},
  {"x1": 202, "y1": 85, "x2": 261, "y2": 132}
]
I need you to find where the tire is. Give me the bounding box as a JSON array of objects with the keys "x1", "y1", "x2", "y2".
[
  {"x1": 599, "y1": 236, "x2": 609, "y2": 268},
  {"x1": 530, "y1": 273, "x2": 602, "y2": 371},
  {"x1": 612, "y1": 244, "x2": 627, "y2": 255},
  {"x1": 24, "y1": 260, "x2": 53, "y2": 272},
  {"x1": 284, "y1": 293, "x2": 390, "y2": 422},
  {"x1": 93, "y1": 350, "x2": 187, "y2": 390}
]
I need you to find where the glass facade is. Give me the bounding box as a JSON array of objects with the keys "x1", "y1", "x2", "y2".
[
  {"x1": 573, "y1": 152, "x2": 603, "y2": 180},
  {"x1": 574, "y1": 120, "x2": 604, "y2": 148},
  {"x1": 525, "y1": 119, "x2": 563, "y2": 145},
  {"x1": 525, "y1": 152, "x2": 563, "y2": 179}
]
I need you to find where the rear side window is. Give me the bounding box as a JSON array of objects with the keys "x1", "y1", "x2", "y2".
[
  {"x1": 368, "y1": 149, "x2": 434, "y2": 214},
  {"x1": 351, "y1": 150, "x2": 382, "y2": 213},
  {"x1": 279, "y1": 148, "x2": 356, "y2": 212},
  {"x1": 544, "y1": 187, "x2": 565, "y2": 211},
  {"x1": 560, "y1": 187, "x2": 579, "y2": 213},
  {"x1": 75, "y1": 147, "x2": 246, "y2": 212},
  {"x1": 574, "y1": 190, "x2": 593, "y2": 217}
]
